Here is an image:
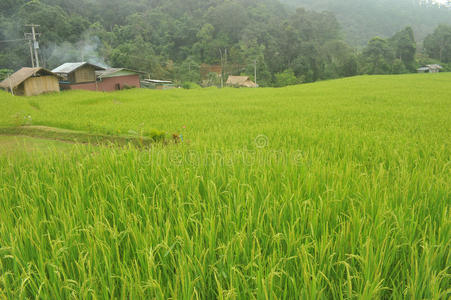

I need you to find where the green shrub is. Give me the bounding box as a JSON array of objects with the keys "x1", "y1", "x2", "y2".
[
  {"x1": 274, "y1": 69, "x2": 302, "y2": 87},
  {"x1": 0, "y1": 69, "x2": 14, "y2": 82},
  {"x1": 182, "y1": 82, "x2": 201, "y2": 89}
]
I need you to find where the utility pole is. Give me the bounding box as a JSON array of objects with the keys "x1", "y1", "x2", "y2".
[
  {"x1": 31, "y1": 25, "x2": 40, "y2": 67},
  {"x1": 27, "y1": 38, "x2": 35, "y2": 68},
  {"x1": 219, "y1": 48, "x2": 224, "y2": 88},
  {"x1": 219, "y1": 48, "x2": 228, "y2": 88},
  {"x1": 254, "y1": 59, "x2": 257, "y2": 86},
  {"x1": 8, "y1": 72, "x2": 14, "y2": 96},
  {"x1": 224, "y1": 48, "x2": 227, "y2": 82},
  {"x1": 25, "y1": 25, "x2": 40, "y2": 68}
]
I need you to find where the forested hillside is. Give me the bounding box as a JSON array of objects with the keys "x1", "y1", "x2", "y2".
[
  {"x1": 1, "y1": 0, "x2": 450, "y2": 86},
  {"x1": 282, "y1": 0, "x2": 451, "y2": 46}
]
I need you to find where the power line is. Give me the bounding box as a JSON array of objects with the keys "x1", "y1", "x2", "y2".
[{"x1": 0, "y1": 38, "x2": 26, "y2": 43}]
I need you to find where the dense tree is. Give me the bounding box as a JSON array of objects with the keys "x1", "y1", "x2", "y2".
[
  {"x1": 0, "y1": 0, "x2": 27, "y2": 17},
  {"x1": 389, "y1": 27, "x2": 417, "y2": 71},
  {"x1": 424, "y1": 24, "x2": 451, "y2": 63},
  {"x1": 360, "y1": 27, "x2": 420, "y2": 75},
  {"x1": 175, "y1": 57, "x2": 201, "y2": 83},
  {"x1": 0, "y1": 0, "x2": 448, "y2": 86},
  {"x1": 321, "y1": 40, "x2": 358, "y2": 78},
  {"x1": 282, "y1": 0, "x2": 451, "y2": 46},
  {"x1": 17, "y1": 1, "x2": 72, "y2": 44},
  {"x1": 0, "y1": 69, "x2": 14, "y2": 82},
  {"x1": 194, "y1": 24, "x2": 215, "y2": 63},
  {"x1": 361, "y1": 37, "x2": 395, "y2": 74}
]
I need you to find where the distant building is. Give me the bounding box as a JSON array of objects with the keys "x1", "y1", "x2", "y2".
[
  {"x1": 0, "y1": 67, "x2": 60, "y2": 96},
  {"x1": 200, "y1": 63, "x2": 246, "y2": 80},
  {"x1": 226, "y1": 76, "x2": 258, "y2": 88},
  {"x1": 417, "y1": 64, "x2": 443, "y2": 73},
  {"x1": 52, "y1": 63, "x2": 142, "y2": 92},
  {"x1": 200, "y1": 64, "x2": 222, "y2": 79},
  {"x1": 141, "y1": 79, "x2": 175, "y2": 90}
]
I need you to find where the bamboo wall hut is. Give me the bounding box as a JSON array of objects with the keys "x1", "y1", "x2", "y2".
[
  {"x1": 52, "y1": 62, "x2": 105, "y2": 88},
  {"x1": 0, "y1": 67, "x2": 60, "y2": 96}
]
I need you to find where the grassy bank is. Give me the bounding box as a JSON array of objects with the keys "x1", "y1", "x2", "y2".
[{"x1": 0, "y1": 126, "x2": 158, "y2": 147}]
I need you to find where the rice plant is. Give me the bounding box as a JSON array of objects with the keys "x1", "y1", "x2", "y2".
[{"x1": 0, "y1": 74, "x2": 449, "y2": 299}]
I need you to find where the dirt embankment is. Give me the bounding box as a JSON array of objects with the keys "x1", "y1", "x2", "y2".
[{"x1": 0, "y1": 126, "x2": 156, "y2": 148}]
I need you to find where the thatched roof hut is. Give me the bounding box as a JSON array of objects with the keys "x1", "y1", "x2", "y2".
[
  {"x1": 0, "y1": 67, "x2": 60, "y2": 96},
  {"x1": 226, "y1": 76, "x2": 258, "y2": 88}
]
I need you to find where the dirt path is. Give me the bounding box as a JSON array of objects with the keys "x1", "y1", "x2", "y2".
[{"x1": 0, "y1": 126, "x2": 156, "y2": 148}]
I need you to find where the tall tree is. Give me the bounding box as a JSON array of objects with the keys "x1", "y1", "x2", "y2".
[
  {"x1": 389, "y1": 27, "x2": 417, "y2": 71},
  {"x1": 424, "y1": 24, "x2": 451, "y2": 63},
  {"x1": 361, "y1": 37, "x2": 394, "y2": 74}
]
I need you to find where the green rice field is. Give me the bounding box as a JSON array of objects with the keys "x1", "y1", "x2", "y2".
[{"x1": 0, "y1": 74, "x2": 450, "y2": 299}]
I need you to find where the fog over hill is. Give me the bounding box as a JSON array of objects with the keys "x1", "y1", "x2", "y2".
[
  {"x1": 1, "y1": 0, "x2": 450, "y2": 85},
  {"x1": 282, "y1": 0, "x2": 451, "y2": 46}
]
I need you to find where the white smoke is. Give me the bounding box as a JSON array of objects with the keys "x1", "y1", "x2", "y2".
[{"x1": 46, "y1": 33, "x2": 109, "y2": 68}]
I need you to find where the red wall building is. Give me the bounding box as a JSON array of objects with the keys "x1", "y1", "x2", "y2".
[
  {"x1": 56, "y1": 67, "x2": 142, "y2": 92},
  {"x1": 63, "y1": 74, "x2": 140, "y2": 92},
  {"x1": 98, "y1": 74, "x2": 141, "y2": 91}
]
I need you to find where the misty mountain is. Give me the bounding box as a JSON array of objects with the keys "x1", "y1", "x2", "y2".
[
  {"x1": 1, "y1": 0, "x2": 450, "y2": 86},
  {"x1": 281, "y1": 0, "x2": 451, "y2": 46}
]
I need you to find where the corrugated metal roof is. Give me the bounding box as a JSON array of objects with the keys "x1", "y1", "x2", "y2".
[
  {"x1": 143, "y1": 79, "x2": 173, "y2": 84},
  {"x1": 0, "y1": 67, "x2": 59, "y2": 89},
  {"x1": 96, "y1": 68, "x2": 142, "y2": 78},
  {"x1": 96, "y1": 68, "x2": 123, "y2": 78},
  {"x1": 417, "y1": 64, "x2": 443, "y2": 71},
  {"x1": 52, "y1": 62, "x2": 105, "y2": 74}
]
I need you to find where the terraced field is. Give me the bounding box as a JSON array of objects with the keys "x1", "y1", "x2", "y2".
[{"x1": 0, "y1": 74, "x2": 450, "y2": 299}]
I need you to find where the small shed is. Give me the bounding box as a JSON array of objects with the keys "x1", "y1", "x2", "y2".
[
  {"x1": 417, "y1": 64, "x2": 443, "y2": 73},
  {"x1": 0, "y1": 67, "x2": 60, "y2": 96},
  {"x1": 141, "y1": 79, "x2": 175, "y2": 90},
  {"x1": 226, "y1": 76, "x2": 258, "y2": 88},
  {"x1": 96, "y1": 68, "x2": 143, "y2": 91},
  {"x1": 52, "y1": 62, "x2": 105, "y2": 85}
]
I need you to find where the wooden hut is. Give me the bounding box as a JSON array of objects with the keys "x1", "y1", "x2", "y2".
[
  {"x1": 0, "y1": 67, "x2": 60, "y2": 96},
  {"x1": 52, "y1": 62, "x2": 105, "y2": 90},
  {"x1": 226, "y1": 76, "x2": 258, "y2": 88}
]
